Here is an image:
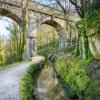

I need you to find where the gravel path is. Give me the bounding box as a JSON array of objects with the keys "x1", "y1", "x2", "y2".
[{"x1": 0, "y1": 62, "x2": 33, "y2": 100}]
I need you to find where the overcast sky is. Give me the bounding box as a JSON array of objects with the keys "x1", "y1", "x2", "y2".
[{"x1": 0, "y1": 17, "x2": 12, "y2": 39}]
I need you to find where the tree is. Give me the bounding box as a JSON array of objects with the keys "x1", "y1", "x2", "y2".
[
  {"x1": 69, "y1": 0, "x2": 91, "y2": 18},
  {"x1": 46, "y1": 0, "x2": 99, "y2": 59},
  {"x1": 16, "y1": 0, "x2": 29, "y2": 60},
  {"x1": 74, "y1": 0, "x2": 100, "y2": 59},
  {"x1": 6, "y1": 22, "x2": 21, "y2": 61},
  {"x1": 68, "y1": 0, "x2": 91, "y2": 59},
  {"x1": 0, "y1": 38, "x2": 5, "y2": 65},
  {"x1": 47, "y1": 0, "x2": 75, "y2": 49}
]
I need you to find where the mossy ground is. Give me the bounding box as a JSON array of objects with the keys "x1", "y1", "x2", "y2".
[{"x1": 55, "y1": 53, "x2": 100, "y2": 99}]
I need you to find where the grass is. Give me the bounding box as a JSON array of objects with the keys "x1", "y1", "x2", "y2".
[{"x1": 20, "y1": 60, "x2": 45, "y2": 100}]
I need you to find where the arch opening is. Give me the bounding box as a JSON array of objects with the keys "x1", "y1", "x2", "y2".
[
  {"x1": 41, "y1": 20, "x2": 63, "y2": 36},
  {"x1": 0, "y1": 16, "x2": 22, "y2": 65},
  {"x1": 40, "y1": 20, "x2": 66, "y2": 49},
  {"x1": 36, "y1": 24, "x2": 59, "y2": 47},
  {"x1": 32, "y1": 20, "x2": 65, "y2": 55}
]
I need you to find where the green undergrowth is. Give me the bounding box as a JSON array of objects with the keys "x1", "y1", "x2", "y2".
[
  {"x1": 37, "y1": 43, "x2": 58, "y2": 57},
  {"x1": 37, "y1": 43, "x2": 75, "y2": 59},
  {"x1": 55, "y1": 54, "x2": 100, "y2": 99},
  {"x1": 20, "y1": 60, "x2": 45, "y2": 100}
]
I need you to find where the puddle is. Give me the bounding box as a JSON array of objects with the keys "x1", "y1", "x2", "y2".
[{"x1": 36, "y1": 87, "x2": 48, "y2": 93}]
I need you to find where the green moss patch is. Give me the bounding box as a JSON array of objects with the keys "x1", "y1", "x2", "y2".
[{"x1": 55, "y1": 54, "x2": 100, "y2": 99}]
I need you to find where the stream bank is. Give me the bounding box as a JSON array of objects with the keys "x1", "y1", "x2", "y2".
[{"x1": 34, "y1": 60, "x2": 70, "y2": 100}]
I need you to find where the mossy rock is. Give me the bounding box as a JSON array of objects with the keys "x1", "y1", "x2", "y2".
[{"x1": 89, "y1": 36, "x2": 100, "y2": 61}]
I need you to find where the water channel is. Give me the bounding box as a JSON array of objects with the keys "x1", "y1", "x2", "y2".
[{"x1": 35, "y1": 60, "x2": 70, "y2": 100}]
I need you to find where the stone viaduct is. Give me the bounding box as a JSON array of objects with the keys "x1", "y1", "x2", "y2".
[{"x1": 0, "y1": 0, "x2": 79, "y2": 58}]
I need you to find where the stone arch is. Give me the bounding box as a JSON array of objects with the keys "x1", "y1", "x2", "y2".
[
  {"x1": 0, "y1": 8, "x2": 22, "y2": 25},
  {"x1": 40, "y1": 20, "x2": 66, "y2": 49},
  {"x1": 41, "y1": 20, "x2": 64, "y2": 36}
]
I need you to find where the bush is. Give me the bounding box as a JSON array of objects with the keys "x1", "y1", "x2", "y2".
[
  {"x1": 20, "y1": 61, "x2": 45, "y2": 100},
  {"x1": 55, "y1": 54, "x2": 100, "y2": 99},
  {"x1": 37, "y1": 44, "x2": 58, "y2": 57}
]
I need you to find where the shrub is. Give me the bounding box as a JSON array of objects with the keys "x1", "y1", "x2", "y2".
[{"x1": 38, "y1": 46, "x2": 57, "y2": 57}]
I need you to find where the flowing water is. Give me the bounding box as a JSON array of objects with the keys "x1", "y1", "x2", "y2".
[{"x1": 35, "y1": 60, "x2": 70, "y2": 100}]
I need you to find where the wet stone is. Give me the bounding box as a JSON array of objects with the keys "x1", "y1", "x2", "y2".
[{"x1": 35, "y1": 61, "x2": 70, "y2": 100}]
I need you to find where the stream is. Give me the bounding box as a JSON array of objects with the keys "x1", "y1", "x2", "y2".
[{"x1": 35, "y1": 60, "x2": 70, "y2": 100}]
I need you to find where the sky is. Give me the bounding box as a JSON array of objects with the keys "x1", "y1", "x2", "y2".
[
  {"x1": 36, "y1": 0, "x2": 51, "y2": 4},
  {"x1": 36, "y1": 0, "x2": 57, "y2": 8},
  {"x1": 0, "y1": 17, "x2": 12, "y2": 40}
]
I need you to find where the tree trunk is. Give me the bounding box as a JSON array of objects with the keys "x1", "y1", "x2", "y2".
[
  {"x1": 74, "y1": 32, "x2": 80, "y2": 56},
  {"x1": 80, "y1": 31, "x2": 89, "y2": 59}
]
